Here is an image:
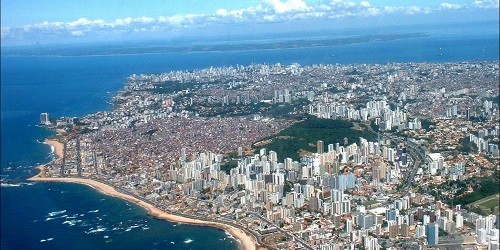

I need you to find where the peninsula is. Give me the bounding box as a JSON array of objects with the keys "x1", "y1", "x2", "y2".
[{"x1": 31, "y1": 61, "x2": 499, "y2": 249}]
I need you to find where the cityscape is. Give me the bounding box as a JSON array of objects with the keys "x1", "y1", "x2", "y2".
[{"x1": 33, "y1": 61, "x2": 499, "y2": 249}]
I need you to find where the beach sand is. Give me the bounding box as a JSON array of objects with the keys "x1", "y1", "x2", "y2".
[
  {"x1": 44, "y1": 139, "x2": 64, "y2": 160},
  {"x1": 30, "y1": 136, "x2": 258, "y2": 249},
  {"x1": 28, "y1": 174, "x2": 258, "y2": 250}
]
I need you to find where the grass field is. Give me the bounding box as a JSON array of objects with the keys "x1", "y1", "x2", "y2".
[
  {"x1": 471, "y1": 194, "x2": 499, "y2": 215},
  {"x1": 362, "y1": 199, "x2": 378, "y2": 207}
]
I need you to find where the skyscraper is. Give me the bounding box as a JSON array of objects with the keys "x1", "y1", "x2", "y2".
[
  {"x1": 426, "y1": 223, "x2": 439, "y2": 246},
  {"x1": 40, "y1": 112, "x2": 50, "y2": 125},
  {"x1": 317, "y1": 140, "x2": 324, "y2": 154}
]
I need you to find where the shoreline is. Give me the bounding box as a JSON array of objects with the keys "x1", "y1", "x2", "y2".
[
  {"x1": 31, "y1": 139, "x2": 64, "y2": 178},
  {"x1": 31, "y1": 131, "x2": 259, "y2": 249},
  {"x1": 44, "y1": 139, "x2": 64, "y2": 160},
  {"x1": 28, "y1": 173, "x2": 258, "y2": 250}
]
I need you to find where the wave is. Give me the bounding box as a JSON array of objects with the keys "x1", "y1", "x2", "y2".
[
  {"x1": 47, "y1": 210, "x2": 66, "y2": 217},
  {"x1": 40, "y1": 238, "x2": 54, "y2": 242},
  {"x1": 1, "y1": 183, "x2": 21, "y2": 187},
  {"x1": 86, "y1": 227, "x2": 107, "y2": 234},
  {"x1": 45, "y1": 215, "x2": 67, "y2": 221},
  {"x1": 87, "y1": 209, "x2": 99, "y2": 213},
  {"x1": 62, "y1": 219, "x2": 82, "y2": 226},
  {"x1": 1, "y1": 182, "x2": 36, "y2": 188},
  {"x1": 225, "y1": 231, "x2": 236, "y2": 239},
  {"x1": 184, "y1": 238, "x2": 193, "y2": 244}
]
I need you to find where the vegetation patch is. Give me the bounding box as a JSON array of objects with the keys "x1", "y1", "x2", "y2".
[
  {"x1": 253, "y1": 115, "x2": 376, "y2": 161},
  {"x1": 470, "y1": 194, "x2": 500, "y2": 215},
  {"x1": 450, "y1": 171, "x2": 499, "y2": 214}
]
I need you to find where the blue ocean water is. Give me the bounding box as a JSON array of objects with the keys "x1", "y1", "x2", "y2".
[
  {"x1": 1, "y1": 21, "x2": 498, "y2": 249},
  {"x1": 1, "y1": 182, "x2": 239, "y2": 250}
]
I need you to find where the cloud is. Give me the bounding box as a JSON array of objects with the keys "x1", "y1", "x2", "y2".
[
  {"x1": 405, "y1": 6, "x2": 422, "y2": 15},
  {"x1": 440, "y1": 2, "x2": 462, "y2": 9},
  {"x1": 261, "y1": 0, "x2": 311, "y2": 13},
  {"x1": 472, "y1": 0, "x2": 500, "y2": 8},
  {"x1": 2, "y1": 0, "x2": 499, "y2": 42},
  {"x1": 360, "y1": 1, "x2": 371, "y2": 8}
]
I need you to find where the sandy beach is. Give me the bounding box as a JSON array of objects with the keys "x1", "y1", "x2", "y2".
[
  {"x1": 28, "y1": 174, "x2": 258, "y2": 250},
  {"x1": 44, "y1": 139, "x2": 64, "y2": 160},
  {"x1": 29, "y1": 132, "x2": 258, "y2": 249}
]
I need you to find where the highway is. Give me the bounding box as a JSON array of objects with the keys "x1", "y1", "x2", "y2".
[{"x1": 366, "y1": 124, "x2": 427, "y2": 193}]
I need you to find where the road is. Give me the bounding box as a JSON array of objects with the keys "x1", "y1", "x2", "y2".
[
  {"x1": 391, "y1": 136, "x2": 427, "y2": 191},
  {"x1": 253, "y1": 213, "x2": 315, "y2": 250},
  {"x1": 366, "y1": 123, "x2": 427, "y2": 193}
]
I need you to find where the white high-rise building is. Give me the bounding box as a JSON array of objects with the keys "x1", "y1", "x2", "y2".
[
  {"x1": 416, "y1": 224, "x2": 426, "y2": 238},
  {"x1": 490, "y1": 229, "x2": 499, "y2": 242},
  {"x1": 477, "y1": 228, "x2": 487, "y2": 244},
  {"x1": 488, "y1": 241, "x2": 499, "y2": 250},
  {"x1": 423, "y1": 215, "x2": 430, "y2": 225},
  {"x1": 346, "y1": 218, "x2": 353, "y2": 233},
  {"x1": 40, "y1": 113, "x2": 50, "y2": 125},
  {"x1": 455, "y1": 213, "x2": 463, "y2": 228}
]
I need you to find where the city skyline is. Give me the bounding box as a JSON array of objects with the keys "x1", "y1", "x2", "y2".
[{"x1": 1, "y1": 0, "x2": 498, "y2": 46}]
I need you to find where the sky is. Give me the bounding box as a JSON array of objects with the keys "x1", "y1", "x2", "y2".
[{"x1": 1, "y1": 0, "x2": 499, "y2": 46}]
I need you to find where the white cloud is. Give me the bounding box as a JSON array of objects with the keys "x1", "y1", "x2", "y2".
[
  {"x1": 405, "y1": 6, "x2": 422, "y2": 14},
  {"x1": 2, "y1": 0, "x2": 499, "y2": 41},
  {"x1": 113, "y1": 17, "x2": 133, "y2": 26},
  {"x1": 472, "y1": 0, "x2": 500, "y2": 8},
  {"x1": 360, "y1": 1, "x2": 371, "y2": 8},
  {"x1": 262, "y1": 0, "x2": 311, "y2": 13},
  {"x1": 440, "y1": 2, "x2": 462, "y2": 9},
  {"x1": 216, "y1": 9, "x2": 229, "y2": 16},
  {"x1": 135, "y1": 16, "x2": 154, "y2": 23}
]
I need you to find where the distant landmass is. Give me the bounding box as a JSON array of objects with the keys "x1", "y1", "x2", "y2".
[{"x1": 2, "y1": 33, "x2": 427, "y2": 56}]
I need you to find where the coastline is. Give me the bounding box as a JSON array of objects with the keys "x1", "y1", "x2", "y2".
[
  {"x1": 28, "y1": 173, "x2": 258, "y2": 250},
  {"x1": 30, "y1": 124, "x2": 259, "y2": 249},
  {"x1": 32, "y1": 139, "x2": 64, "y2": 178},
  {"x1": 44, "y1": 139, "x2": 64, "y2": 160}
]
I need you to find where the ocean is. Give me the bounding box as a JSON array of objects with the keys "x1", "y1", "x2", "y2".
[{"x1": 1, "y1": 21, "x2": 498, "y2": 249}]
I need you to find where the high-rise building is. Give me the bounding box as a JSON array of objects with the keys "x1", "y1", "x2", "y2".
[
  {"x1": 426, "y1": 223, "x2": 439, "y2": 246},
  {"x1": 40, "y1": 112, "x2": 50, "y2": 125},
  {"x1": 456, "y1": 213, "x2": 463, "y2": 228},
  {"x1": 416, "y1": 224, "x2": 426, "y2": 238},
  {"x1": 345, "y1": 218, "x2": 353, "y2": 233},
  {"x1": 180, "y1": 148, "x2": 186, "y2": 160},
  {"x1": 317, "y1": 140, "x2": 324, "y2": 154},
  {"x1": 477, "y1": 228, "x2": 487, "y2": 244},
  {"x1": 269, "y1": 150, "x2": 278, "y2": 162},
  {"x1": 400, "y1": 224, "x2": 409, "y2": 237}
]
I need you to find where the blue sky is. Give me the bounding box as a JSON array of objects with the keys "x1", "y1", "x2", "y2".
[{"x1": 1, "y1": 0, "x2": 498, "y2": 46}]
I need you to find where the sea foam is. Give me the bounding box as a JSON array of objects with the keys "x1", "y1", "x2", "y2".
[{"x1": 47, "y1": 210, "x2": 66, "y2": 217}]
